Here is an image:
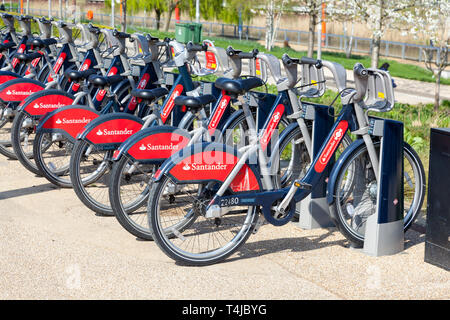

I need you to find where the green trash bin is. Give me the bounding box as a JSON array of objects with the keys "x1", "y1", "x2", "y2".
[
  {"x1": 175, "y1": 23, "x2": 202, "y2": 44},
  {"x1": 191, "y1": 23, "x2": 202, "y2": 43}
]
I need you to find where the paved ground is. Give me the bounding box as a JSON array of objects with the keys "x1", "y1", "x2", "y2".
[{"x1": 0, "y1": 157, "x2": 448, "y2": 300}]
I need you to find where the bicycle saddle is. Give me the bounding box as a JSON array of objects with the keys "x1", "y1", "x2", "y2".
[
  {"x1": 174, "y1": 94, "x2": 216, "y2": 111},
  {"x1": 16, "y1": 51, "x2": 43, "y2": 63},
  {"x1": 28, "y1": 38, "x2": 57, "y2": 49},
  {"x1": 214, "y1": 77, "x2": 264, "y2": 96},
  {"x1": 65, "y1": 69, "x2": 97, "y2": 82},
  {"x1": 0, "y1": 42, "x2": 16, "y2": 51},
  {"x1": 131, "y1": 87, "x2": 168, "y2": 103},
  {"x1": 88, "y1": 74, "x2": 123, "y2": 88}
]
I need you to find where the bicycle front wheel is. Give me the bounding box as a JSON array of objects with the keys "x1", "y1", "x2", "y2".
[
  {"x1": 148, "y1": 175, "x2": 259, "y2": 266},
  {"x1": 109, "y1": 155, "x2": 155, "y2": 239},
  {"x1": 70, "y1": 140, "x2": 113, "y2": 215},
  {"x1": 11, "y1": 112, "x2": 41, "y2": 175},
  {"x1": 0, "y1": 105, "x2": 16, "y2": 159}
]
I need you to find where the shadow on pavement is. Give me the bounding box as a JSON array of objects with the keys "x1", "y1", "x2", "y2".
[
  {"x1": 230, "y1": 229, "x2": 347, "y2": 262},
  {"x1": 404, "y1": 229, "x2": 425, "y2": 250},
  {"x1": 0, "y1": 183, "x2": 58, "y2": 200},
  {"x1": 227, "y1": 228, "x2": 426, "y2": 263}
]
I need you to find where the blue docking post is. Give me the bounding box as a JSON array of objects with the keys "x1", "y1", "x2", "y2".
[
  {"x1": 298, "y1": 103, "x2": 335, "y2": 229},
  {"x1": 363, "y1": 119, "x2": 404, "y2": 256}
]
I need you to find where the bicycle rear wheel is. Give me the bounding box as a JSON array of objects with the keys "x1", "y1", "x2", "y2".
[
  {"x1": 109, "y1": 155, "x2": 155, "y2": 239},
  {"x1": 0, "y1": 105, "x2": 17, "y2": 159},
  {"x1": 33, "y1": 131, "x2": 74, "y2": 187},
  {"x1": 70, "y1": 140, "x2": 113, "y2": 215},
  {"x1": 330, "y1": 141, "x2": 426, "y2": 247},
  {"x1": 11, "y1": 112, "x2": 41, "y2": 175}
]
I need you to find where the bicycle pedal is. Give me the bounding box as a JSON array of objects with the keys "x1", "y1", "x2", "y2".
[{"x1": 293, "y1": 180, "x2": 312, "y2": 190}]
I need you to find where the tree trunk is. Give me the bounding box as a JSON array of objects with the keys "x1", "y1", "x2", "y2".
[
  {"x1": 155, "y1": 9, "x2": 161, "y2": 30},
  {"x1": 307, "y1": 11, "x2": 317, "y2": 58},
  {"x1": 346, "y1": 22, "x2": 354, "y2": 58},
  {"x1": 121, "y1": 0, "x2": 127, "y2": 32},
  {"x1": 164, "y1": 1, "x2": 177, "y2": 32},
  {"x1": 164, "y1": 11, "x2": 172, "y2": 31},
  {"x1": 434, "y1": 71, "x2": 441, "y2": 111},
  {"x1": 371, "y1": 34, "x2": 381, "y2": 68},
  {"x1": 265, "y1": 0, "x2": 274, "y2": 50},
  {"x1": 371, "y1": 0, "x2": 383, "y2": 68}
]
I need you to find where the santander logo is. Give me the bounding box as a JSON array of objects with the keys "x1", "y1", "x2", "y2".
[
  {"x1": 314, "y1": 121, "x2": 348, "y2": 173},
  {"x1": 319, "y1": 128, "x2": 344, "y2": 165},
  {"x1": 6, "y1": 89, "x2": 34, "y2": 96},
  {"x1": 272, "y1": 111, "x2": 281, "y2": 122},
  {"x1": 180, "y1": 162, "x2": 228, "y2": 171},
  {"x1": 162, "y1": 91, "x2": 180, "y2": 118},
  {"x1": 161, "y1": 84, "x2": 183, "y2": 123},
  {"x1": 208, "y1": 95, "x2": 230, "y2": 134},
  {"x1": 33, "y1": 102, "x2": 66, "y2": 109},
  {"x1": 260, "y1": 106, "x2": 284, "y2": 150},
  {"x1": 95, "y1": 128, "x2": 134, "y2": 136},
  {"x1": 138, "y1": 143, "x2": 180, "y2": 151},
  {"x1": 55, "y1": 117, "x2": 92, "y2": 125}
]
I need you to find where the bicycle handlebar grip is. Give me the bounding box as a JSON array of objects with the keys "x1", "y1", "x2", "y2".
[
  {"x1": 113, "y1": 29, "x2": 131, "y2": 39},
  {"x1": 237, "y1": 51, "x2": 255, "y2": 59},
  {"x1": 186, "y1": 42, "x2": 208, "y2": 52},
  {"x1": 226, "y1": 46, "x2": 242, "y2": 56},
  {"x1": 281, "y1": 54, "x2": 299, "y2": 66},
  {"x1": 300, "y1": 57, "x2": 322, "y2": 68},
  {"x1": 227, "y1": 46, "x2": 258, "y2": 59},
  {"x1": 88, "y1": 23, "x2": 101, "y2": 34},
  {"x1": 38, "y1": 17, "x2": 51, "y2": 23},
  {"x1": 353, "y1": 63, "x2": 369, "y2": 102},
  {"x1": 146, "y1": 34, "x2": 159, "y2": 42},
  {"x1": 18, "y1": 15, "x2": 34, "y2": 21}
]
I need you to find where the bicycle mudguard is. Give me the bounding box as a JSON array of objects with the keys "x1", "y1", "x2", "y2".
[
  {"x1": 76, "y1": 113, "x2": 144, "y2": 150},
  {"x1": 18, "y1": 89, "x2": 75, "y2": 118},
  {"x1": 326, "y1": 138, "x2": 365, "y2": 205},
  {"x1": 0, "y1": 71, "x2": 21, "y2": 85},
  {"x1": 112, "y1": 126, "x2": 191, "y2": 164},
  {"x1": 36, "y1": 105, "x2": 100, "y2": 143},
  {"x1": 154, "y1": 142, "x2": 262, "y2": 193},
  {"x1": 0, "y1": 78, "x2": 45, "y2": 103}
]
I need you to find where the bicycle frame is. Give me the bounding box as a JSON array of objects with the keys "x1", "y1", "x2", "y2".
[{"x1": 205, "y1": 102, "x2": 381, "y2": 226}]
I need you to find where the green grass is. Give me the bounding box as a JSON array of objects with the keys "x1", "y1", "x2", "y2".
[{"x1": 128, "y1": 25, "x2": 450, "y2": 85}]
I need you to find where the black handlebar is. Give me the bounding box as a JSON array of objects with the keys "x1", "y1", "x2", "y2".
[
  {"x1": 146, "y1": 34, "x2": 159, "y2": 42},
  {"x1": 300, "y1": 57, "x2": 322, "y2": 68},
  {"x1": 282, "y1": 54, "x2": 322, "y2": 68},
  {"x1": 353, "y1": 63, "x2": 368, "y2": 77},
  {"x1": 281, "y1": 54, "x2": 299, "y2": 66},
  {"x1": 226, "y1": 46, "x2": 258, "y2": 59},
  {"x1": 88, "y1": 23, "x2": 101, "y2": 35},
  {"x1": 113, "y1": 29, "x2": 131, "y2": 39},
  {"x1": 38, "y1": 17, "x2": 52, "y2": 24},
  {"x1": 18, "y1": 15, "x2": 34, "y2": 21},
  {"x1": 186, "y1": 41, "x2": 208, "y2": 52}
]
